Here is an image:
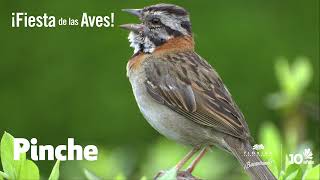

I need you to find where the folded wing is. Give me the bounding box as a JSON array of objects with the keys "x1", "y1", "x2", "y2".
[{"x1": 144, "y1": 51, "x2": 250, "y2": 140}]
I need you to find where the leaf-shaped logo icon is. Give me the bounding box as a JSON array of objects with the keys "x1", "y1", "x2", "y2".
[
  {"x1": 252, "y1": 144, "x2": 264, "y2": 151},
  {"x1": 303, "y1": 148, "x2": 313, "y2": 160}
]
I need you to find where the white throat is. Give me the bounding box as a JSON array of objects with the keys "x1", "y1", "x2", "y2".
[{"x1": 128, "y1": 32, "x2": 156, "y2": 54}]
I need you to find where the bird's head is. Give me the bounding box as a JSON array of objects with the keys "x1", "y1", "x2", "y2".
[{"x1": 120, "y1": 3, "x2": 192, "y2": 54}]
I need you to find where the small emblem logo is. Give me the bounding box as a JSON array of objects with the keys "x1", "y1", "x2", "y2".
[
  {"x1": 252, "y1": 144, "x2": 265, "y2": 151},
  {"x1": 289, "y1": 148, "x2": 314, "y2": 165}
]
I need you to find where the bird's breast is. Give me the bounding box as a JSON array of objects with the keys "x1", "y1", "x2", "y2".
[
  {"x1": 126, "y1": 52, "x2": 149, "y2": 77},
  {"x1": 127, "y1": 59, "x2": 216, "y2": 146}
]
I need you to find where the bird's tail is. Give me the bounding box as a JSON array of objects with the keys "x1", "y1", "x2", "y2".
[{"x1": 224, "y1": 136, "x2": 277, "y2": 180}]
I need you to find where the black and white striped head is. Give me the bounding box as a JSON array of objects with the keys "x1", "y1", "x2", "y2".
[{"x1": 120, "y1": 4, "x2": 192, "y2": 54}]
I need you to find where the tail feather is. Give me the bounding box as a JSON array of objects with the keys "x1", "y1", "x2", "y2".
[{"x1": 224, "y1": 137, "x2": 277, "y2": 180}]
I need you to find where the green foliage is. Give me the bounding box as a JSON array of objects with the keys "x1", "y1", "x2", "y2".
[
  {"x1": 259, "y1": 121, "x2": 320, "y2": 180},
  {"x1": 302, "y1": 165, "x2": 319, "y2": 180},
  {"x1": 80, "y1": 148, "x2": 128, "y2": 179},
  {"x1": 0, "y1": 132, "x2": 60, "y2": 180},
  {"x1": 140, "y1": 139, "x2": 189, "y2": 177},
  {"x1": 84, "y1": 169, "x2": 101, "y2": 180},
  {"x1": 114, "y1": 173, "x2": 126, "y2": 180},
  {"x1": 275, "y1": 57, "x2": 312, "y2": 97},
  {"x1": 278, "y1": 164, "x2": 320, "y2": 180},
  {"x1": 158, "y1": 168, "x2": 177, "y2": 180},
  {"x1": 270, "y1": 57, "x2": 313, "y2": 109},
  {"x1": 49, "y1": 161, "x2": 60, "y2": 180},
  {"x1": 282, "y1": 164, "x2": 302, "y2": 180},
  {"x1": 19, "y1": 160, "x2": 40, "y2": 179},
  {"x1": 0, "y1": 171, "x2": 8, "y2": 180},
  {"x1": 259, "y1": 122, "x2": 282, "y2": 176},
  {"x1": 78, "y1": 138, "x2": 239, "y2": 179},
  {"x1": 140, "y1": 176, "x2": 147, "y2": 180},
  {"x1": 262, "y1": 57, "x2": 319, "y2": 180},
  {"x1": 141, "y1": 139, "x2": 237, "y2": 179},
  {"x1": 0, "y1": 132, "x2": 27, "y2": 179},
  {"x1": 83, "y1": 168, "x2": 128, "y2": 180}
]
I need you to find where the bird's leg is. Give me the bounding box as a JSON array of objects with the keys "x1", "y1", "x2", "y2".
[
  {"x1": 186, "y1": 146, "x2": 210, "y2": 173},
  {"x1": 154, "y1": 146, "x2": 201, "y2": 179},
  {"x1": 175, "y1": 146, "x2": 200, "y2": 170}
]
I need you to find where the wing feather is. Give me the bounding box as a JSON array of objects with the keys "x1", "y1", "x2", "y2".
[{"x1": 144, "y1": 51, "x2": 250, "y2": 140}]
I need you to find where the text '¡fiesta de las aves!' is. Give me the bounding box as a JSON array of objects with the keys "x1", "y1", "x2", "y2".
[{"x1": 11, "y1": 12, "x2": 115, "y2": 28}]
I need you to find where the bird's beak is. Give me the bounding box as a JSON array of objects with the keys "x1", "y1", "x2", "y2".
[
  {"x1": 120, "y1": 8, "x2": 146, "y2": 33},
  {"x1": 119, "y1": 23, "x2": 146, "y2": 33},
  {"x1": 122, "y1": 9, "x2": 143, "y2": 18}
]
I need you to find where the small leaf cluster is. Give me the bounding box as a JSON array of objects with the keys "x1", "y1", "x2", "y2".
[{"x1": 0, "y1": 132, "x2": 60, "y2": 180}]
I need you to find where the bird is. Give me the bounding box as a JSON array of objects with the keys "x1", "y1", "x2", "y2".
[{"x1": 120, "y1": 3, "x2": 276, "y2": 180}]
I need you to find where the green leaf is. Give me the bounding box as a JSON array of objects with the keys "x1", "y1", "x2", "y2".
[
  {"x1": 268, "y1": 160, "x2": 279, "y2": 178},
  {"x1": 140, "y1": 176, "x2": 147, "y2": 180},
  {"x1": 274, "y1": 57, "x2": 313, "y2": 105},
  {"x1": 18, "y1": 160, "x2": 40, "y2": 180},
  {"x1": 49, "y1": 160, "x2": 60, "y2": 180},
  {"x1": 0, "y1": 171, "x2": 9, "y2": 180},
  {"x1": 285, "y1": 164, "x2": 299, "y2": 175},
  {"x1": 0, "y1": 132, "x2": 26, "y2": 179},
  {"x1": 83, "y1": 169, "x2": 101, "y2": 180},
  {"x1": 158, "y1": 168, "x2": 177, "y2": 180},
  {"x1": 259, "y1": 122, "x2": 282, "y2": 177},
  {"x1": 115, "y1": 173, "x2": 126, "y2": 180},
  {"x1": 284, "y1": 164, "x2": 302, "y2": 180},
  {"x1": 275, "y1": 57, "x2": 294, "y2": 98},
  {"x1": 302, "y1": 164, "x2": 319, "y2": 180},
  {"x1": 15, "y1": 151, "x2": 26, "y2": 180},
  {"x1": 80, "y1": 148, "x2": 125, "y2": 179},
  {"x1": 1, "y1": 132, "x2": 16, "y2": 179},
  {"x1": 285, "y1": 169, "x2": 299, "y2": 180},
  {"x1": 278, "y1": 170, "x2": 285, "y2": 180},
  {"x1": 291, "y1": 57, "x2": 312, "y2": 97}
]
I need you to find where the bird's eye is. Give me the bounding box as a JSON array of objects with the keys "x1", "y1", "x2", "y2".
[{"x1": 151, "y1": 18, "x2": 160, "y2": 25}]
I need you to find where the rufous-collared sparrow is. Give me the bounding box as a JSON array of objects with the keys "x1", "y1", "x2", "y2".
[{"x1": 121, "y1": 3, "x2": 276, "y2": 180}]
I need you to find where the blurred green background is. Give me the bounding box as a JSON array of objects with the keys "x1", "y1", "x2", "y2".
[{"x1": 0, "y1": 0, "x2": 319, "y2": 179}]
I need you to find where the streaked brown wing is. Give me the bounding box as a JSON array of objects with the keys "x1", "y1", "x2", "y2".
[{"x1": 144, "y1": 51, "x2": 250, "y2": 140}]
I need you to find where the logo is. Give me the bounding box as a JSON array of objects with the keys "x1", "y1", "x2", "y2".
[
  {"x1": 288, "y1": 148, "x2": 314, "y2": 165},
  {"x1": 244, "y1": 144, "x2": 272, "y2": 157},
  {"x1": 253, "y1": 144, "x2": 264, "y2": 151},
  {"x1": 244, "y1": 144, "x2": 273, "y2": 169}
]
